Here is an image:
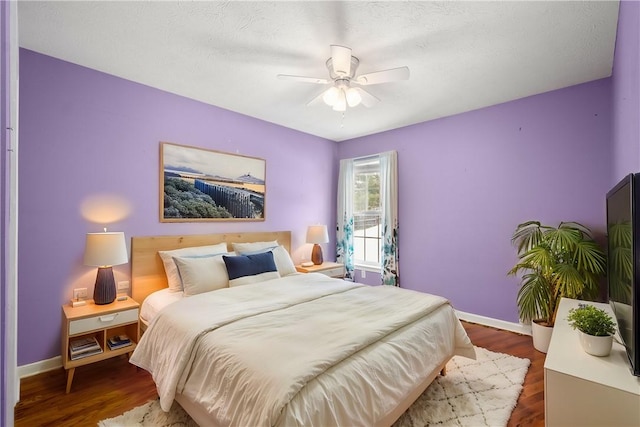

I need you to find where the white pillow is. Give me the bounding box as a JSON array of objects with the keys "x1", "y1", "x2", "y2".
[
  {"x1": 269, "y1": 246, "x2": 297, "y2": 276},
  {"x1": 173, "y1": 254, "x2": 229, "y2": 296},
  {"x1": 159, "y1": 243, "x2": 228, "y2": 292},
  {"x1": 228, "y1": 271, "x2": 280, "y2": 287},
  {"x1": 232, "y1": 242, "x2": 296, "y2": 277},
  {"x1": 231, "y1": 241, "x2": 279, "y2": 253}
]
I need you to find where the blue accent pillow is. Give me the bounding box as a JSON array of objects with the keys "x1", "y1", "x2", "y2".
[{"x1": 223, "y1": 252, "x2": 280, "y2": 287}]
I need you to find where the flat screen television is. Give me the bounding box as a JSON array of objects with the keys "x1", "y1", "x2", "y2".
[{"x1": 606, "y1": 173, "x2": 640, "y2": 376}]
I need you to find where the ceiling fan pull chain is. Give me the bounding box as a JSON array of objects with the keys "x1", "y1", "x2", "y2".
[{"x1": 340, "y1": 112, "x2": 345, "y2": 128}]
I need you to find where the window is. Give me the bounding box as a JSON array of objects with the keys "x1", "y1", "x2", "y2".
[
  {"x1": 337, "y1": 151, "x2": 398, "y2": 285},
  {"x1": 353, "y1": 157, "x2": 381, "y2": 269}
]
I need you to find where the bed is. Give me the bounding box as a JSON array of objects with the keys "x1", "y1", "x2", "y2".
[{"x1": 129, "y1": 231, "x2": 475, "y2": 426}]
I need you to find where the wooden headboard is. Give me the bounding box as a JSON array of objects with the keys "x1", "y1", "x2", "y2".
[{"x1": 131, "y1": 231, "x2": 291, "y2": 304}]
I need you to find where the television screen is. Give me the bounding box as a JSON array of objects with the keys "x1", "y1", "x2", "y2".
[{"x1": 607, "y1": 174, "x2": 640, "y2": 376}]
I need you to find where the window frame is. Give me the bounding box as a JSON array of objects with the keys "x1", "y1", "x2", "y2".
[{"x1": 352, "y1": 156, "x2": 382, "y2": 271}]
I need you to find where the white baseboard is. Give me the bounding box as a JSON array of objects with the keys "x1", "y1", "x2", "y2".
[
  {"x1": 17, "y1": 356, "x2": 62, "y2": 379},
  {"x1": 456, "y1": 310, "x2": 532, "y2": 336}
]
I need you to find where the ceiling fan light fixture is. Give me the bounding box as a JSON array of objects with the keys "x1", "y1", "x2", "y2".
[
  {"x1": 332, "y1": 88, "x2": 347, "y2": 112},
  {"x1": 323, "y1": 86, "x2": 340, "y2": 106},
  {"x1": 346, "y1": 87, "x2": 362, "y2": 107}
]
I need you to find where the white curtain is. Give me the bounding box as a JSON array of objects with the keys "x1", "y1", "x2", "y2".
[
  {"x1": 379, "y1": 151, "x2": 399, "y2": 286},
  {"x1": 336, "y1": 158, "x2": 355, "y2": 280}
]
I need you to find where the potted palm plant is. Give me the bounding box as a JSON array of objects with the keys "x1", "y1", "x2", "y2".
[
  {"x1": 567, "y1": 304, "x2": 616, "y2": 356},
  {"x1": 508, "y1": 221, "x2": 606, "y2": 353}
]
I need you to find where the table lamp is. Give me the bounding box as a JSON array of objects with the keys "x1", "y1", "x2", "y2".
[
  {"x1": 306, "y1": 225, "x2": 329, "y2": 265},
  {"x1": 84, "y1": 230, "x2": 128, "y2": 305}
]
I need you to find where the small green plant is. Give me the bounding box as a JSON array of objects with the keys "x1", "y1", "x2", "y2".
[{"x1": 567, "y1": 305, "x2": 616, "y2": 336}]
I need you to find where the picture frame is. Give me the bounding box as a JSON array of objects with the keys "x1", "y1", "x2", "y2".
[{"x1": 160, "y1": 142, "x2": 266, "y2": 222}]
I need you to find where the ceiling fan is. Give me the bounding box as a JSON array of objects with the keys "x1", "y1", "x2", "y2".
[{"x1": 277, "y1": 45, "x2": 410, "y2": 112}]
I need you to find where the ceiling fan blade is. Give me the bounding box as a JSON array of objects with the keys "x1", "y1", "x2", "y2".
[
  {"x1": 355, "y1": 66, "x2": 410, "y2": 85},
  {"x1": 277, "y1": 74, "x2": 329, "y2": 85},
  {"x1": 306, "y1": 90, "x2": 328, "y2": 107},
  {"x1": 356, "y1": 88, "x2": 380, "y2": 108},
  {"x1": 330, "y1": 45, "x2": 352, "y2": 76}
]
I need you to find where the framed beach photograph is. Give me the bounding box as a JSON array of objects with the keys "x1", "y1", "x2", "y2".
[{"x1": 160, "y1": 142, "x2": 266, "y2": 222}]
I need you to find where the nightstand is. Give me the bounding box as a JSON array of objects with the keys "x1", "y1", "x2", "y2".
[
  {"x1": 61, "y1": 297, "x2": 140, "y2": 393},
  {"x1": 296, "y1": 261, "x2": 345, "y2": 278}
]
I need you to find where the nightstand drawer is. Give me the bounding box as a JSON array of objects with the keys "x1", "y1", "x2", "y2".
[
  {"x1": 318, "y1": 267, "x2": 345, "y2": 278},
  {"x1": 69, "y1": 308, "x2": 138, "y2": 335}
]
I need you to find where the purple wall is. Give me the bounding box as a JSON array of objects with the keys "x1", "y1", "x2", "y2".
[
  {"x1": 339, "y1": 79, "x2": 612, "y2": 323},
  {"x1": 611, "y1": 0, "x2": 640, "y2": 185},
  {"x1": 18, "y1": 50, "x2": 337, "y2": 365}
]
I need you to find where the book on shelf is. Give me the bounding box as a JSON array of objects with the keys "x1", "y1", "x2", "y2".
[
  {"x1": 70, "y1": 346, "x2": 103, "y2": 360},
  {"x1": 70, "y1": 336, "x2": 98, "y2": 350},
  {"x1": 108, "y1": 334, "x2": 130, "y2": 345},
  {"x1": 69, "y1": 336, "x2": 100, "y2": 356},
  {"x1": 107, "y1": 340, "x2": 132, "y2": 350},
  {"x1": 107, "y1": 334, "x2": 132, "y2": 350}
]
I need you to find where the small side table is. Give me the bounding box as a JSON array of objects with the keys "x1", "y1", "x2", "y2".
[
  {"x1": 296, "y1": 261, "x2": 345, "y2": 278},
  {"x1": 61, "y1": 297, "x2": 140, "y2": 393}
]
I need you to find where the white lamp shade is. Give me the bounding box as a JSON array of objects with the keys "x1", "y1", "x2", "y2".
[
  {"x1": 323, "y1": 86, "x2": 340, "y2": 106},
  {"x1": 306, "y1": 225, "x2": 329, "y2": 244},
  {"x1": 83, "y1": 232, "x2": 128, "y2": 267},
  {"x1": 332, "y1": 89, "x2": 347, "y2": 112},
  {"x1": 346, "y1": 87, "x2": 362, "y2": 107}
]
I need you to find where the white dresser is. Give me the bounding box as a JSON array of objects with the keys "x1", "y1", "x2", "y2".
[{"x1": 544, "y1": 298, "x2": 640, "y2": 426}]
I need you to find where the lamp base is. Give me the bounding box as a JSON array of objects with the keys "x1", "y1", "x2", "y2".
[
  {"x1": 311, "y1": 244, "x2": 324, "y2": 265},
  {"x1": 93, "y1": 266, "x2": 116, "y2": 305}
]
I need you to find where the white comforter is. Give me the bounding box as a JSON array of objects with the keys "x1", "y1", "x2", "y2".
[{"x1": 131, "y1": 274, "x2": 475, "y2": 426}]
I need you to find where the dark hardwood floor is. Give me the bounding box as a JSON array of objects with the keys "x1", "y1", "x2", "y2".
[{"x1": 15, "y1": 321, "x2": 545, "y2": 426}]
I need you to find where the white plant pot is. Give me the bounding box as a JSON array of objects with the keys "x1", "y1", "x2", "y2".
[
  {"x1": 578, "y1": 331, "x2": 613, "y2": 357},
  {"x1": 531, "y1": 320, "x2": 554, "y2": 353}
]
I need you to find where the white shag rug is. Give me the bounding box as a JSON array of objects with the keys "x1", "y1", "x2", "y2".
[{"x1": 98, "y1": 346, "x2": 529, "y2": 427}]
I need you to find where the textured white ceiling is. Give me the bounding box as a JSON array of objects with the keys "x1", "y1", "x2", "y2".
[{"x1": 18, "y1": 1, "x2": 620, "y2": 142}]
